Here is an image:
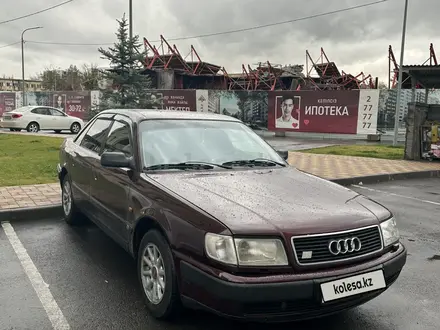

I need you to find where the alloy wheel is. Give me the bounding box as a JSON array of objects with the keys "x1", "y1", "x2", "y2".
[
  {"x1": 71, "y1": 123, "x2": 80, "y2": 133},
  {"x1": 28, "y1": 123, "x2": 38, "y2": 132},
  {"x1": 62, "y1": 180, "x2": 72, "y2": 216},
  {"x1": 141, "y1": 243, "x2": 166, "y2": 305}
]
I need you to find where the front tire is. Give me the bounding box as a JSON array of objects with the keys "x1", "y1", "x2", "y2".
[
  {"x1": 61, "y1": 174, "x2": 83, "y2": 225},
  {"x1": 138, "y1": 230, "x2": 181, "y2": 320}
]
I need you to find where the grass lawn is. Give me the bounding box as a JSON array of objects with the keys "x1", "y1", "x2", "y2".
[
  {"x1": 298, "y1": 144, "x2": 405, "y2": 160},
  {"x1": 0, "y1": 134, "x2": 64, "y2": 187}
]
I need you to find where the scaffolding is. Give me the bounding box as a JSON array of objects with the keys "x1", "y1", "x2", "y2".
[
  {"x1": 389, "y1": 43, "x2": 438, "y2": 89},
  {"x1": 305, "y1": 47, "x2": 375, "y2": 90}
]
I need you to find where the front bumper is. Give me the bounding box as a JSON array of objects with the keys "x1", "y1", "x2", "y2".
[{"x1": 179, "y1": 243, "x2": 407, "y2": 322}]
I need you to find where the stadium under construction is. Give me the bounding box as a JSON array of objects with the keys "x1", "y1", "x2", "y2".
[{"x1": 142, "y1": 35, "x2": 377, "y2": 91}]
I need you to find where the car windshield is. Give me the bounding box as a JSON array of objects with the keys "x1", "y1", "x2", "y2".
[{"x1": 138, "y1": 119, "x2": 285, "y2": 169}]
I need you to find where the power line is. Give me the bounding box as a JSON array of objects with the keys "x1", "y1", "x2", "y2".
[
  {"x1": 0, "y1": 0, "x2": 73, "y2": 25},
  {"x1": 27, "y1": 40, "x2": 111, "y2": 46},
  {"x1": 2, "y1": 0, "x2": 389, "y2": 48},
  {"x1": 0, "y1": 41, "x2": 20, "y2": 49}
]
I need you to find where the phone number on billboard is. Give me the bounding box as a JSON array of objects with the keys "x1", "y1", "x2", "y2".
[{"x1": 68, "y1": 105, "x2": 83, "y2": 112}]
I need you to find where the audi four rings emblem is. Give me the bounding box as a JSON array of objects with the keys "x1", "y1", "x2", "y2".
[{"x1": 328, "y1": 237, "x2": 362, "y2": 255}]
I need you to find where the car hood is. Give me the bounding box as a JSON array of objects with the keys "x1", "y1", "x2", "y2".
[{"x1": 146, "y1": 167, "x2": 390, "y2": 235}]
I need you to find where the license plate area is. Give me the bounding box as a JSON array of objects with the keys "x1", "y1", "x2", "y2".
[{"x1": 320, "y1": 269, "x2": 386, "y2": 303}]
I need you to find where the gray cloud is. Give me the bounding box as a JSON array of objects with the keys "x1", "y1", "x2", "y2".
[{"x1": 0, "y1": 0, "x2": 439, "y2": 83}]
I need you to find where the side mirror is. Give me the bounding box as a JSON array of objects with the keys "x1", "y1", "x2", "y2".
[
  {"x1": 276, "y1": 150, "x2": 289, "y2": 160},
  {"x1": 101, "y1": 151, "x2": 132, "y2": 168}
]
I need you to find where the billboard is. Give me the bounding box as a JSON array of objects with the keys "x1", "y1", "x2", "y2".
[
  {"x1": 52, "y1": 91, "x2": 91, "y2": 119},
  {"x1": 267, "y1": 90, "x2": 379, "y2": 134},
  {"x1": 144, "y1": 90, "x2": 197, "y2": 111},
  {"x1": 0, "y1": 92, "x2": 16, "y2": 116}
]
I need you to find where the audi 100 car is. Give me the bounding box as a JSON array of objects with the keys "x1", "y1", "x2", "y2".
[{"x1": 57, "y1": 109, "x2": 406, "y2": 322}]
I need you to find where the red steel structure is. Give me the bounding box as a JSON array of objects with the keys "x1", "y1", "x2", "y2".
[
  {"x1": 305, "y1": 47, "x2": 375, "y2": 90},
  {"x1": 388, "y1": 43, "x2": 438, "y2": 89}
]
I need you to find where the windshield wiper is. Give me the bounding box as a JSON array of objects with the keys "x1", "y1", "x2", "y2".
[
  {"x1": 222, "y1": 158, "x2": 287, "y2": 167},
  {"x1": 144, "y1": 161, "x2": 232, "y2": 171}
]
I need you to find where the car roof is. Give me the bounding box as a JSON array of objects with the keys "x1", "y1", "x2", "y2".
[
  {"x1": 15, "y1": 105, "x2": 59, "y2": 111},
  {"x1": 97, "y1": 109, "x2": 242, "y2": 123}
]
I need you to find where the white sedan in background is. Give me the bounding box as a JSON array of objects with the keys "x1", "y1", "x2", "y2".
[{"x1": 0, "y1": 106, "x2": 84, "y2": 134}]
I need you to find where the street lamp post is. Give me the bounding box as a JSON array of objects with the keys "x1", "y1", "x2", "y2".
[
  {"x1": 21, "y1": 26, "x2": 42, "y2": 106},
  {"x1": 129, "y1": 0, "x2": 133, "y2": 41},
  {"x1": 393, "y1": 0, "x2": 409, "y2": 146}
]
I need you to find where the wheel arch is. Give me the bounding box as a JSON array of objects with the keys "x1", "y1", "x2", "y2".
[
  {"x1": 26, "y1": 121, "x2": 40, "y2": 129},
  {"x1": 132, "y1": 216, "x2": 171, "y2": 259}
]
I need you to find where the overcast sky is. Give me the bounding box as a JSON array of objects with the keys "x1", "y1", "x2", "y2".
[{"x1": 0, "y1": 0, "x2": 439, "y2": 84}]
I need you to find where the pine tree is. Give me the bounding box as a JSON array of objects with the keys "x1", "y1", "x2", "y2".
[{"x1": 94, "y1": 14, "x2": 152, "y2": 116}]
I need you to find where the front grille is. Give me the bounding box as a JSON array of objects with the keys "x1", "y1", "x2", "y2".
[{"x1": 291, "y1": 225, "x2": 383, "y2": 265}]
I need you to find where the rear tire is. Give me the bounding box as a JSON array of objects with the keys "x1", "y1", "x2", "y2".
[
  {"x1": 61, "y1": 174, "x2": 84, "y2": 225},
  {"x1": 138, "y1": 230, "x2": 181, "y2": 320},
  {"x1": 70, "y1": 122, "x2": 81, "y2": 134},
  {"x1": 26, "y1": 122, "x2": 39, "y2": 133}
]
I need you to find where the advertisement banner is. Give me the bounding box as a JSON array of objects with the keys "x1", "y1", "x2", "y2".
[
  {"x1": 196, "y1": 90, "x2": 209, "y2": 112},
  {"x1": 205, "y1": 90, "x2": 268, "y2": 127},
  {"x1": 356, "y1": 90, "x2": 379, "y2": 135},
  {"x1": 267, "y1": 90, "x2": 378, "y2": 135},
  {"x1": 52, "y1": 91, "x2": 91, "y2": 119},
  {"x1": 145, "y1": 90, "x2": 197, "y2": 111},
  {"x1": 0, "y1": 92, "x2": 16, "y2": 116}
]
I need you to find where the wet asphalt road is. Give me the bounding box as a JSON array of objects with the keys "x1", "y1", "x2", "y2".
[{"x1": 1, "y1": 178, "x2": 439, "y2": 330}]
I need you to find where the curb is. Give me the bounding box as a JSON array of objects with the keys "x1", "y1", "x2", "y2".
[
  {"x1": 330, "y1": 170, "x2": 440, "y2": 186},
  {"x1": 0, "y1": 204, "x2": 63, "y2": 223}
]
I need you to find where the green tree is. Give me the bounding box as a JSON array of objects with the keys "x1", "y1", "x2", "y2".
[
  {"x1": 96, "y1": 13, "x2": 152, "y2": 114},
  {"x1": 37, "y1": 65, "x2": 82, "y2": 91},
  {"x1": 81, "y1": 63, "x2": 101, "y2": 90}
]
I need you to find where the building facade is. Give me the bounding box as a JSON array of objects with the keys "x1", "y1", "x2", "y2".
[{"x1": 0, "y1": 78, "x2": 43, "y2": 92}]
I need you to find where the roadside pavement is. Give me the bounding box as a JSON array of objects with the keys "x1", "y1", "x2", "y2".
[
  {"x1": 288, "y1": 153, "x2": 440, "y2": 180},
  {"x1": 1, "y1": 152, "x2": 439, "y2": 212}
]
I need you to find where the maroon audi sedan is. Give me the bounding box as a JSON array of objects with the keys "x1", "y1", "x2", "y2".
[{"x1": 57, "y1": 109, "x2": 406, "y2": 323}]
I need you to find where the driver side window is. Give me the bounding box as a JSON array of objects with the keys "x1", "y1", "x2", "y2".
[{"x1": 103, "y1": 120, "x2": 132, "y2": 157}]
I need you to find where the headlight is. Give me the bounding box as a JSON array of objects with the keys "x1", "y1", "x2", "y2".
[
  {"x1": 380, "y1": 217, "x2": 400, "y2": 247},
  {"x1": 235, "y1": 238, "x2": 288, "y2": 266},
  {"x1": 205, "y1": 233, "x2": 237, "y2": 265},
  {"x1": 205, "y1": 233, "x2": 288, "y2": 266}
]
